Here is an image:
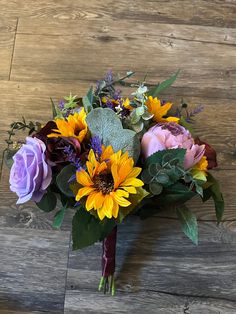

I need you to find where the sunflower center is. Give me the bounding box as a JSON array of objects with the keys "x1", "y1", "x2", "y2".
[
  {"x1": 74, "y1": 126, "x2": 81, "y2": 136},
  {"x1": 93, "y1": 173, "x2": 114, "y2": 194}
]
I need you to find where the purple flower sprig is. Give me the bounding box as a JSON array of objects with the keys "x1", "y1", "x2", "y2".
[
  {"x1": 63, "y1": 146, "x2": 82, "y2": 171},
  {"x1": 174, "y1": 103, "x2": 204, "y2": 123},
  {"x1": 90, "y1": 136, "x2": 102, "y2": 158}
]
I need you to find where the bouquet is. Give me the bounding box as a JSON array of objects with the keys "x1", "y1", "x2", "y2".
[{"x1": 5, "y1": 71, "x2": 224, "y2": 295}]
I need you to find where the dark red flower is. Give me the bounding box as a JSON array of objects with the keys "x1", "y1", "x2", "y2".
[
  {"x1": 34, "y1": 121, "x2": 81, "y2": 165},
  {"x1": 195, "y1": 137, "x2": 218, "y2": 169}
]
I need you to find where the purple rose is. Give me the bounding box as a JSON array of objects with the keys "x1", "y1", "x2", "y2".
[
  {"x1": 10, "y1": 137, "x2": 52, "y2": 204},
  {"x1": 141, "y1": 122, "x2": 205, "y2": 169}
]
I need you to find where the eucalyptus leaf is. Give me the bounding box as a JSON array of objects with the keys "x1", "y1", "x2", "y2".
[
  {"x1": 176, "y1": 205, "x2": 198, "y2": 245},
  {"x1": 149, "y1": 182, "x2": 163, "y2": 195},
  {"x1": 86, "y1": 108, "x2": 140, "y2": 162},
  {"x1": 141, "y1": 169, "x2": 153, "y2": 184},
  {"x1": 155, "y1": 172, "x2": 170, "y2": 185},
  {"x1": 146, "y1": 148, "x2": 186, "y2": 168},
  {"x1": 56, "y1": 164, "x2": 76, "y2": 197}
]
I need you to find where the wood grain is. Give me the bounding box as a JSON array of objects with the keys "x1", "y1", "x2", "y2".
[
  {"x1": 0, "y1": 1, "x2": 235, "y2": 28},
  {"x1": 10, "y1": 32, "x2": 236, "y2": 99},
  {"x1": 18, "y1": 18, "x2": 236, "y2": 46},
  {"x1": 0, "y1": 227, "x2": 70, "y2": 313},
  {"x1": 0, "y1": 18, "x2": 17, "y2": 80},
  {"x1": 64, "y1": 217, "x2": 236, "y2": 313}
]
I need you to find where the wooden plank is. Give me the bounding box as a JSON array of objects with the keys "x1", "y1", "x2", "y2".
[
  {"x1": 0, "y1": 227, "x2": 70, "y2": 313},
  {"x1": 64, "y1": 217, "x2": 236, "y2": 313},
  {"x1": 10, "y1": 32, "x2": 236, "y2": 98},
  {"x1": 0, "y1": 18, "x2": 17, "y2": 80},
  {"x1": 0, "y1": 81, "x2": 235, "y2": 169},
  {"x1": 18, "y1": 18, "x2": 236, "y2": 46},
  {"x1": 0, "y1": 1, "x2": 235, "y2": 28}
]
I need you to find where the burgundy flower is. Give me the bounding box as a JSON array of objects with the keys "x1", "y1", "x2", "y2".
[
  {"x1": 195, "y1": 137, "x2": 218, "y2": 169},
  {"x1": 34, "y1": 121, "x2": 81, "y2": 165}
]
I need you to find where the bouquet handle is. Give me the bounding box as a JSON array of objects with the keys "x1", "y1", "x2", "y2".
[{"x1": 99, "y1": 226, "x2": 117, "y2": 295}]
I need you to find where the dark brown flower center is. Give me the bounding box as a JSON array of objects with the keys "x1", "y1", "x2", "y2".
[{"x1": 93, "y1": 173, "x2": 114, "y2": 194}]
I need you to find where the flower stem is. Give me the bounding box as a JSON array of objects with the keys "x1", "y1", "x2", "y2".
[{"x1": 98, "y1": 226, "x2": 117, "y2": 295}]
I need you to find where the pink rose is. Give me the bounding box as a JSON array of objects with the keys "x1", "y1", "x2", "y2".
[{"x1": 141, "y1": 123, "x2": 205, "y2": 169}]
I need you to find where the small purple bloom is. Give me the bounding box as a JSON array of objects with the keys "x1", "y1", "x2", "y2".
[
  {"x1": 91, "y1": 136, "x2": 102, "y2": 157},
  {"x1": 105, "y1": 70, "x2": 113, "y2": 83},
  {"x1": 58, "y1": 99, "x2": 65, "y2": 110},
  {"x1": 10, "y1": 137, "x2": 52, "y2": 204}
]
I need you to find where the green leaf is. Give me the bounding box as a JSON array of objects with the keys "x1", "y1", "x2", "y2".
[
  {"x1": 72, "y1": 207, "x2": 116, "y2": 250},
  {"x1": 146, "y1": 148, "x2": 186, "y2": 168},
  {"x1": 157, "y1": 182, "x2": 196, "y2": 205},
  {"x1": 176, "y1": 205, "x2": 198, "y2": 245},
  {"x1": 50, "y1": 97, "x2": 63, "y2": 119},
  {"x1": 155, "y1": 172, "x2": 170, "y2": 185},
  {"x1": 141, "y1": 169, "x2": 153, "y2": 184},
  {"x1": 117, "y1": 187, "x2": 149, "y2": 223},
  {"x1": 86, "y1": 108, "x2": 140, "y2": 163},
  {"x1": 4, "y1": 149, "x2": 17, "y2": 169},
  {"x1": 50, "y1": 98, "x2": 57, "y2": 119},
  {"x1": 56, "y1": 164, "x2": 76, "y2": 197},
  {"x1": 149, "y1": 182, "x2": 163, "y2": 195},
  {"x1": 52, "y1": 205, "x2": 66, "y2": 229},
  {"x1": 202, "y1": 173, "x2": 224, "y2": 223},
  {"x1": 148, "y1": 70, "x2": 180, "y2": 97},
  {"x1": 179, "y1": 116, "x2": 194, "y2": 135},
  {"x1": 36, "y1": 191, "x2": 57, "y2": 212},
  {"x1": 82, "y1": 86, "x2": 94, "y2": 113}
]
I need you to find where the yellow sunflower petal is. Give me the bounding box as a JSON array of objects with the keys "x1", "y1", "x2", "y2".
[
  {"x1": 112, "y1": 201, "x2": 119, "y2": 218},
  {"x1": 115, "y1": 189, "x2": 129, "y2": 198},
  {"x1": 102, "y1": 195, "x2": 113, "y2": 219},
  {"x1": 76, "y1": 170, "x2": 94, "y2": 186},
  {"x1": 122, "y1": 177, "x2": 144, "y2": 187},
  {"x1": 76, "y1": 186, "x2": 95, "y2": 201},
  {"x1": 126, "y1": 167, "x2": 142, "y2": 179},
  {"x1": 97, "y1": 207, "x2": 106, "y2": 220},
  {"x1": 165, "y1": 116, "x2": 180, "y2": 123},
  {"x1": 123, "y1": 186, "x2": 137, "y2": 194},
  {"x1": 94, "y1": 192, "x2": 105, "y2": 209},
  {"x1": 85, "y1": 192, "x2": 96, "y2": 211},
  {"x1": 112, "y1": 192, "x2": 131, "y2": 207}
]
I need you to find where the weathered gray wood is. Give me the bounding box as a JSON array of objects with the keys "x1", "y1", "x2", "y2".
[
  {"x1": 64, "y1": 217, "x2": 236, "y2": 313},
  {"x1": 0, "y1": 227, "x2": 70, "y2": 313}
]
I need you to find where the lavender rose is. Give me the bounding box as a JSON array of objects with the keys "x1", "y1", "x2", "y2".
[
  {"x1": 141, "y1": 122, "x2": 205, "y2": 169},
  {"x1": 10, "y1": 137, "x2": 52, "y2": 204}
]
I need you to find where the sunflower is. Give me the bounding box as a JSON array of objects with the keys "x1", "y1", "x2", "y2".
[
  {"x1": 145, "y1": 96, "x2": 179, "y2": 123},
  {"x1": 48, "y1": 108, "x2": 87, "y2": 142},
  {"x1": 75, "y1": 147, "x2": 144, "y2": 220}
]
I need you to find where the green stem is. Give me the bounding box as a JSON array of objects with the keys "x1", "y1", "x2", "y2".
[{"x1": 98, "y1": 275, "x2": 116, "y2": 295}]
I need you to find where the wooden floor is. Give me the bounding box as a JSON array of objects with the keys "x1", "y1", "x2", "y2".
[{"x1": 0, "y1": 1, "x2": 236, "y2": 313}]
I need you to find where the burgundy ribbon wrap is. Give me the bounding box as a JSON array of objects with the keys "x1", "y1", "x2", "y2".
[{"x1": 102, "y1": 226, "x2": 117, "y2": 277}]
